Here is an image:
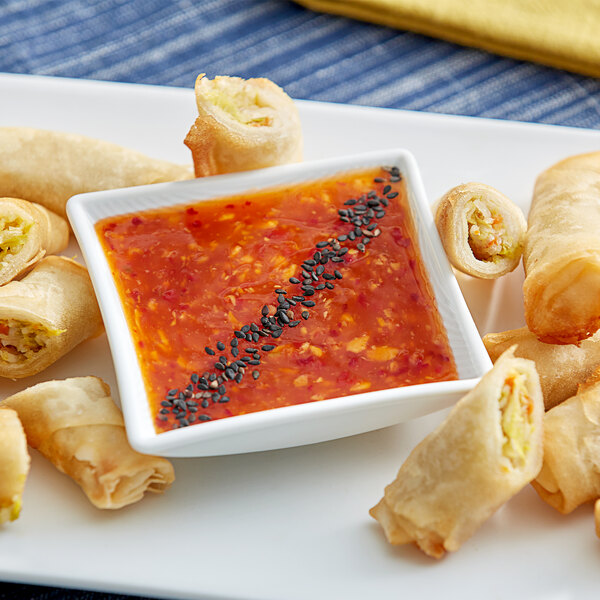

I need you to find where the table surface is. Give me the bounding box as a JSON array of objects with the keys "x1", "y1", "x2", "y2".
[{"x1": 1, "y1": 1, "x2": 600, "y2": 599}]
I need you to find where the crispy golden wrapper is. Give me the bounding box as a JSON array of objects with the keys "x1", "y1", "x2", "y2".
[
  {"x1": 1, "y1": 377, "x2": 174, "y2": 510},
  {"x1": 370, "y1": 348, "x2": 544, "y2": 558},
  {"x1": 0, "y1": 256, "x2": 103, "y2": 378},
  {"x1": 523, "y1": 152, "x2": 600, "y2": 344},
  {"x1": 483, "y1": 327, "x2": 600, "y2": 410},
  {"x1": 0, "y1": 197, "x2": 69, "y2": 286},
  {"x1": 184, "y1": 74, "x2": 302, "y2": 177},
  {"x1": 0, "y1": 127, "x2": 193, "y2": 218},
  {"x1": 434, "y1": 182, "x2": 526, "y2": 279},
  {"x1": 0, "y1": 407, "x2": 30, "y2": 524},
  {"x1": 532, "y1": 370, "x2": 600, "y2": 514}
]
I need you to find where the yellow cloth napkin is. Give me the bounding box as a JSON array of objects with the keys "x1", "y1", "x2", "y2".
[{"x1": 294, "y1": 0, "x2": 600, "y2": 78}]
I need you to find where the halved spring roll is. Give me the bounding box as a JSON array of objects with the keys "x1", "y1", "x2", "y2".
[
  {"x1": 184, "y1": 74, "x2": 303, "y2": 177},
  {"x1": 0, "y1": 127, "x2": 193, "y2": 218},
  {"x1": 1, "y1": 377, "x2": 174, "y2": 509},
  {"x1": 483, "y1": 327, "x2": 600, "y2": 411},
  {"x1": 0, "y1": 197, "x2": 69, "y2": 286},
  {"x1": 370, "y1": 347, "x2": 544, "y2": 559},
  {"x1": 0, "y1": 255, "x2": 103, "y2": 378},
  {"x1": 434, "y1": 183, "x2": 527, "y2": 279},
  {"x1": 524, "y1": 152, "x2": 600, "y2": 344},
  {"x1": 0, "y1": 407, "x2": 30, "y2": 524},
  {"x1": 531, "y1": 370, "x2": 600, "y2": 514}
]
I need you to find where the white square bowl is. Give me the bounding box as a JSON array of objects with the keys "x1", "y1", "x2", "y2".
[{"x1": 67, "y1": 148, "x2": 491, "y2": 457}]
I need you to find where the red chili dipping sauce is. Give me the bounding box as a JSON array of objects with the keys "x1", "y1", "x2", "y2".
[{"x1": 97, "y1": 167, "x2": 457, "y2": 433}]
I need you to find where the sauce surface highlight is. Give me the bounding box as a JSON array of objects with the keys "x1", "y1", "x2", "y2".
[{"x1": 97, "y1": 167, "x2": 457, "y2": 432}]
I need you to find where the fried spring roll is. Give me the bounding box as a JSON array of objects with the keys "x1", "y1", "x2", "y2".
[
  {"x1": 0, "y1": 197, "x2": 69, "y2": 286},
  {"x1": 0, "y1": 408, "x2": 30, "y2": 524},
  {"x1": 184, "y1": 74, "x2": 303, "y2": 177},
  {"x1": 531, "y1": 371, "x2": 600, "y2": 514},
  {"x1": 523, "y1": 152, "x2": 600, "y2": 344},
  {"x1": 1, "y1": 377, "x2": 174, "y2": 509},
  {"x1": 0, "y1": 127, "x2": 193, "y2": 218},
  {"x1": 370, "y1": 348, "x2": 544, "y2": 558},
  {"x1": 434, "y1": 183, "x2": 527, "y2": 279},
  {"x1": 483, "y1": 327, "x2": 600, "y2": 410},
  {"x1": 0, "y1": 256, "x2": 103, "y2": 378}
]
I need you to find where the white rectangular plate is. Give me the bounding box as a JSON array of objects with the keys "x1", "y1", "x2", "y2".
[{"x1": 2, "y1": 73, "x2": 600, "y2": 600}]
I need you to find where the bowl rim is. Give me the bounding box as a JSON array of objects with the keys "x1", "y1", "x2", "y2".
[{"x1": 67, "y1": 148, "x2": 491, "y2": 456}]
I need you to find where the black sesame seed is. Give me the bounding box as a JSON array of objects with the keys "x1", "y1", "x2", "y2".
[
  {"x1": 232, "y1": 347, "x2": 239, "y2": 358},
  {"x1": 334, "y1": 270, "x2": 343, "y2": 279},
  {"x1": 190, "y1": 373, "x2": 199, "y2": 384},
  {"x1": 252, "y1": 370, "x2": 260, "y2": 380},
  {"x1": 316, "y1": 241, "x2": 329, "y2": 248},
  {"x1": 253, "y1": 353, "x2": 260, "y2": 360},
  {"x1": 383, "y1": 184, "x2": 391, "y2": 195},
  {"x1": 293, "y1": 295, "x2": 304, "y2": 301},
  {"x1": 262, "y1": 305, "x2": 269, "y2": 316},
  {"x1": 262, "y1": 344, "x2": 275, "y2": 351},
  {"x1": 249, "y1": 359, "x2": 261, "y2": 366},
  {"x1": 209, "y1": 373, "x2": 217, "y2": 381},
  {"x1": 160, "y1": 408, "x2": 169, "y2": 414},
  {"x1": 279, "y1": 312, "x2": 290, "y2": 324},
  {"x1": 302, "y1": 300, "x2": 316, "y2": 307},
  {"x1": 331, "y1": 257, "x2": 343, "y2": 263},
  {"x1": 215, "y1": 341, "x2": 225, "y2": 351},
  {"x1": 252, "y1": 332, "x2": 260, "y2": 342},
  {"x1": 230, "y1": 338, "x2": 239, "y2": 347},
  {"x1": 234, "y1": 330, "x2": 245, "y2": 339},
  {"x1": 311, "y1": 272, "x2": 319, "y2": 282},
  {"x1": 218, "y1": 384, "x2": 226, "y2": 394},
  {"x1": 289, "y1": 277, "x2": 300, "y2": 284},
  {"x1": 301, "y1": 311, "x2": 310, "y2": 319},
  {"x1": 245, "y1": 348, "x2": 258, "y2": 353},
  {"x1": 326, "y1": 282, "x2": 335, "y2": 290},
  {"x1": 235, "y1": 373, "x2": 243, "y2": 383},
  {"x1": 225, "y1": 368, "x2": 235, "y2": 379},
  {"x1": 289, "y1": 320, "x2": 300, "y2": 327},
  {"x1": 374, "y1": 177, "x2": 385, "y2": 183},
  {"x1": 357, "y1": 242, "x2": 366, "y2": 252},
  {"x1": 275, "y1": 289, "x2": 287, "y2": 294},
  {"x1": 271, "y1": 330, "x2": 283, "y2": 338},
  {"x1": 215, "y1": 363, "x2": 225, "y2": 371},
  {"x1": 337, "y1": 247, "x2": 348, "y2": 256},
  {"x1": 241, "y1": 325, "x2": 250, "y2": 333},
  {"x1": 199, "y1": 415, "x2": 211, "y2": 422},
  {"x1": 219, "y1": 356, "x2": 227, "y2": 364},
  {"x1": 161, "y1": 401, "x2": 172, "y2": 407},
  {"x1": 205, "y1": 346, "x2": 215, "y2": 356},
  {"x1": 219, "y1": 396, "x2": 230, "y2": 403},
  {"x1": 322, "y1": 273, "x2": 335, "y2": 280},
  {"x1": 320, "y1": 255, "x2": 329, "y2": 265},
  {"x1": 303, "y1": 289, "x2": 315, "y2": 296},
  {"x1": 340, "y1": 216, "x2": 350, "y2": 223},
  {"x1": 344, "y1": 198, "x2": 357, "y2": 205},
  {"x1": 245, "y1": 333, "x2": 253, "y2": 341},
  {"x1": 348, "y1": 231, "x2": 356, "y2": 241},
  {"x1": 315, "y1": 283, "x2": 326, "y2": 290},
  {"x1": 316, "y1": 264, "x2": 325, "y2": 276},
  {"x1": 380, "y1": 197, "x2": 389, "y2": 207},
  {"x1": 305, "y1": 259, "x2": 317, "y2": 266},
  {"x1": 376, "y1": 211, "x2": 385, "y2": 218},
  {"x1": 387, "y1": 191, "x2": 398, "y2": 199}
]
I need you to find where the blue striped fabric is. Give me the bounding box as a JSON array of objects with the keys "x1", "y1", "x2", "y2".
[
  {"x1": 0, "y1": 1, "x2": 599, "y2": 599},
  {"x1": 1, "y1": 0, "x2": 600, "y2": 129}
]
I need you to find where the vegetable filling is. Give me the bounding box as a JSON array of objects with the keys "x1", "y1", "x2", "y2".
[
  {"x1": 0, "y1": 215, "x2": 32, "y2": 261},
  {"x1": 0, "y1": 319, "x2": 60, "y2": 363},
  {"x1": 499, "y1": 369, "x2": 535, "y2": 468},
  {"x1": 205, "y1": 81, "x2": 273, "y2": 127},
  {"x1": 466, "y1": 199, "x2": 511, "y2": 262}
]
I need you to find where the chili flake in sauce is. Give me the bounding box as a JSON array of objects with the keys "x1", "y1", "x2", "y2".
[{"x1": 97, "y1": 166, "x2": 457, "y2": 432}]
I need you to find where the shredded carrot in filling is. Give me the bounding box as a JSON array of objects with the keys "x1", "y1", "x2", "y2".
[
  {"x1": 466, "y1": 199, "x2": 511, "y2": 262},
  {"x1": 498, "y1": 370, "x2": 534, "y2": 468},
  {"x1": 0, "y1": 319, "x2": 62, "y2": 363}
]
